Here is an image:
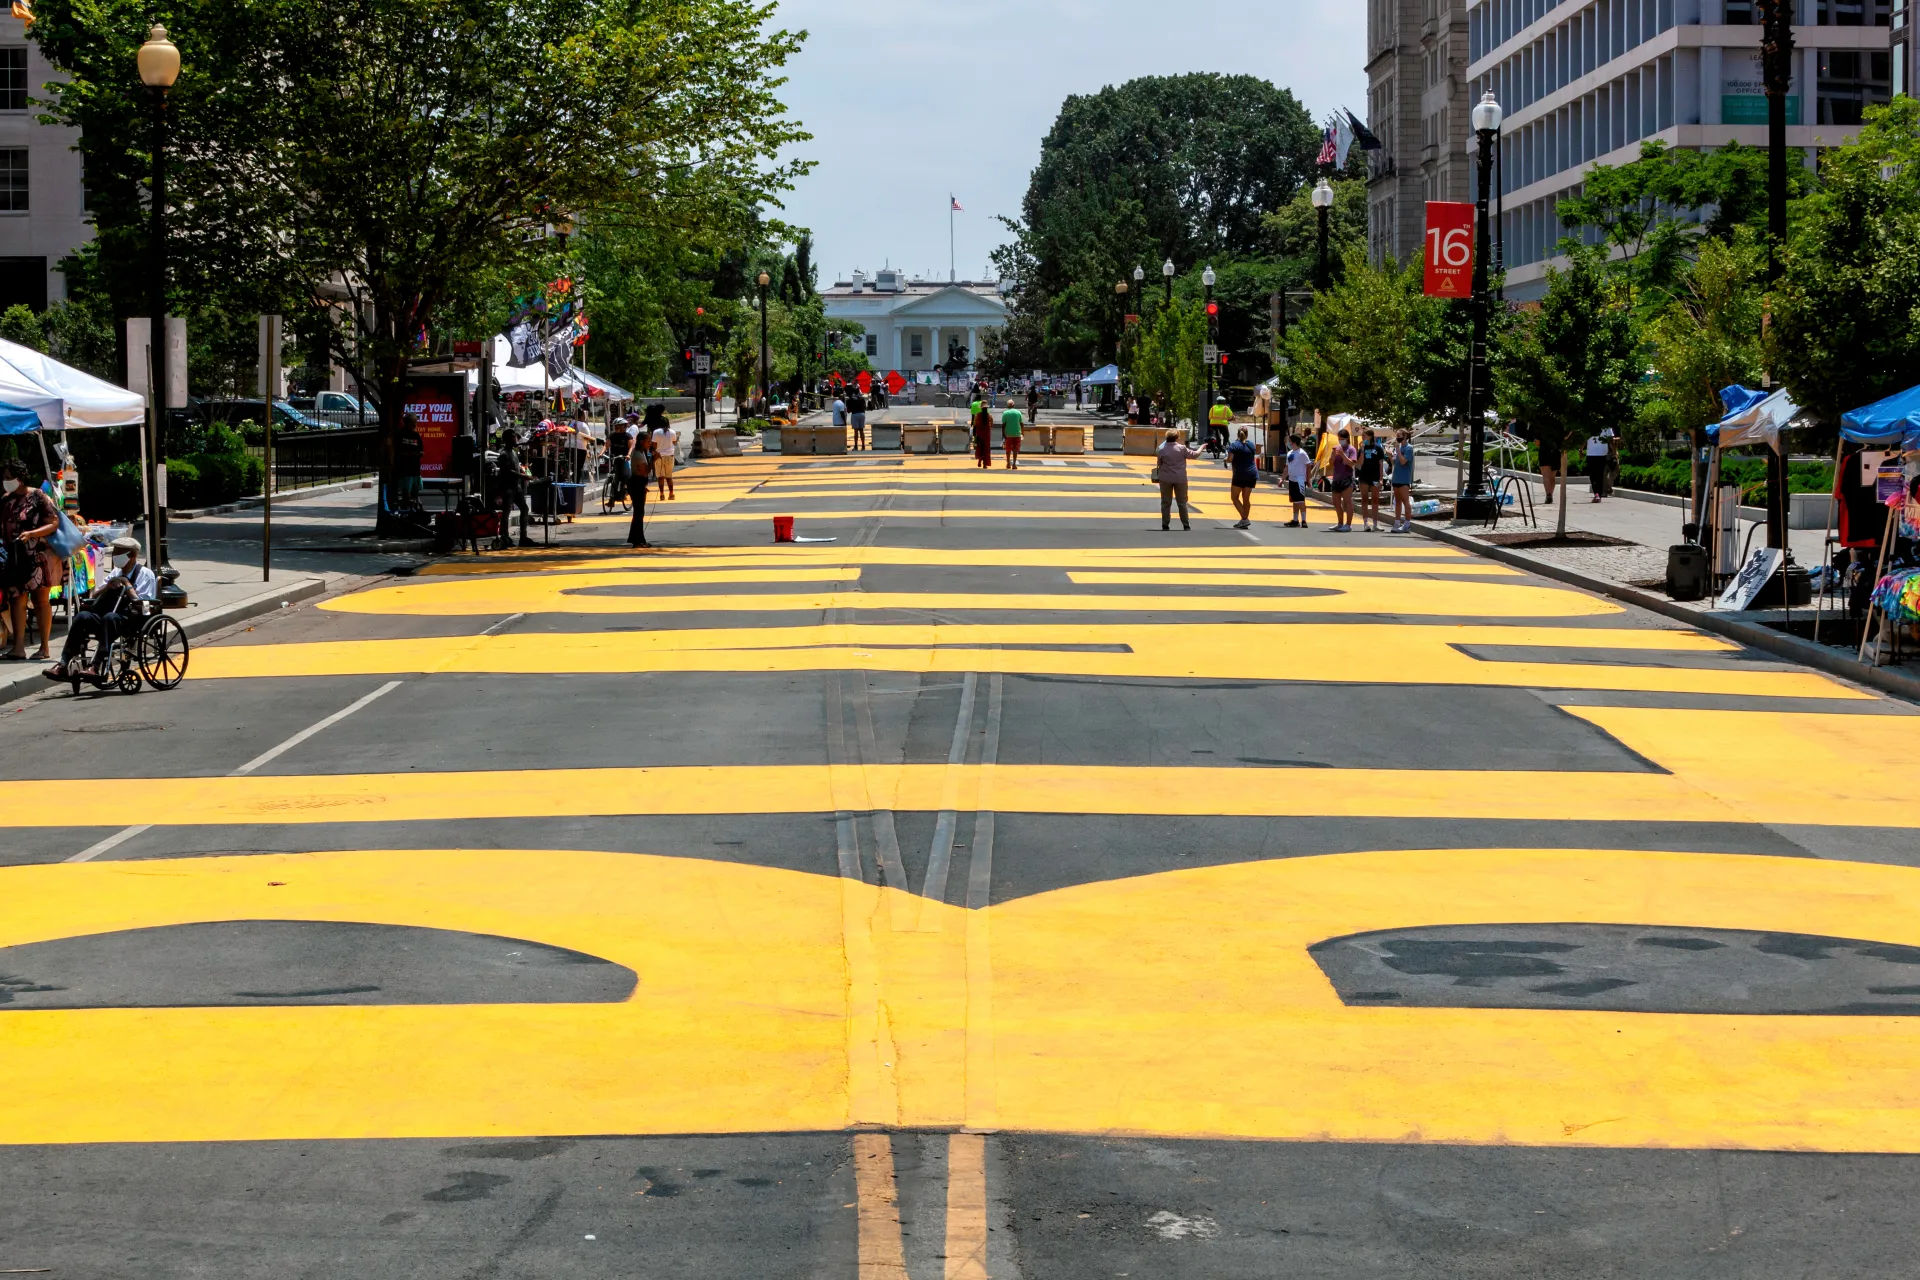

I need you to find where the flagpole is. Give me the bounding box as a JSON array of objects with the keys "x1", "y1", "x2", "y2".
[{"x1": 949, "y1": 195, "x2": 955, "y2": 283}]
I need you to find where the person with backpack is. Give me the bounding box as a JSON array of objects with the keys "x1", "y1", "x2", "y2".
[
  {"x1": 848, "y1": 387, "x2": 867, "y2": 450},
  {"x1": 971, "y1": 397, "x2": 993, "y2": 468}
]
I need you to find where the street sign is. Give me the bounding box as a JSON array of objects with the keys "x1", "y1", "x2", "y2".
[
  {"x1": 1202, "y1": 343, "x2": 1219, "y2": 362},
  {"x1": 1423, "y1": 201, "x2": 1476, "y2": 298},
  {"x1": 690, "y1": 353, "x2": 712, "y2": 375}
]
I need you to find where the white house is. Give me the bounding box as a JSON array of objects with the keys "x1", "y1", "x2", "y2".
[{"x1": 819, "y1": 269, "x2": 1008, "y2": 373}]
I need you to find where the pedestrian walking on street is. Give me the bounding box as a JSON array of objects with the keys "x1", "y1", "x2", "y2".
[
  {"x1": 648, "y1": 405, "x2": 676, "y2": 501},
  {"x1": 1603, "y1": 427, "x2": 1619, "y2": 497},
  {"x1": 1327, "y1": 427, "x2": 1358, "y2": 531},
  {"x1": 971, "y1": 397, "x2": 993, "y2": 468},
  {"x1": 1155, "y1": 428, "x2": 1202, "y2": 530},
  {"x1": 1226, "y1": 426, "x2": 1259, "y2": 528},
  {"x1": 1002, "y1": 397, "x2": 1025, "y2": 469},
  {"x1": 1284, "y1": 435, "x2": 1311, "y2": 527},
  {"x1": 1390, "y1": 428, "x2": 1416, "y2": 532},
  {"x1": 1356, "y1": 426, "x2": 1385, "y2": 532},
  {"x1": 626, "y1": 429, "x2": 651, "y2": 548},
  {"x1": 1585, "y1": 431, "x2": 1609, "y2": 503},
  {"x1": 848, "y1": 388, "x2": 867, "y2": 450},
  {"x1": 1026, "y1": 384, "x2": 1039, "y2": 426}
]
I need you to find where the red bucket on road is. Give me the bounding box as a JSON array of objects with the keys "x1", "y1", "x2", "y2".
[{"x1": 772, "y1": 515, "x2": 795, "y2": 542}]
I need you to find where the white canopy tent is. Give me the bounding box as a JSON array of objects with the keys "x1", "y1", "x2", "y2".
[{"x1": 0, "y1": 336, "x2": 145, "y2": 433}]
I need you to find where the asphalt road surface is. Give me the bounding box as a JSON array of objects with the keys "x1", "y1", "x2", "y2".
[{"x1": 5, "y1": 433, "x2": 1920, "y2": 1278}]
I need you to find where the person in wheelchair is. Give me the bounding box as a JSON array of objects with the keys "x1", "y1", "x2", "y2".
[{"x1": 45, "y1": 537, "x2": 156, "y2": 681}]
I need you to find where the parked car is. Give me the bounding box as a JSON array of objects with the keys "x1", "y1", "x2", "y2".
[
  {"x1": 289, "y1": 390, "x2": 378, "y2": 426},
  {"x1": 201, "y1": 399, "x2": 331, "y2": 432}
]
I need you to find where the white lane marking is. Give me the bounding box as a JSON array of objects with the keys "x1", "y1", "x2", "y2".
[
  {"x1": 65, "y1": 679, "x2": 406, "y2": 863},
  {"x1": 230, "y1": 680, "x2": 404, "y2": 777}
]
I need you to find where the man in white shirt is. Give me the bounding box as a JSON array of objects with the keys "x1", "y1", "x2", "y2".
[
  {"x1": 47, "y1": 537, "x2": 156, "y2": 681},
  {"x1": 650, "y1": 418, "x2": 677, "y2": 500},
  {"x1": 831, "y1": 395, "x2": 847, "y2": 428},
  {"x1": 1284, "y1": 435, "x2": 1312, "y2": 527}
]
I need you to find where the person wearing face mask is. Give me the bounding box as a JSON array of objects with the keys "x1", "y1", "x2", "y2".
[
  {"x1": 46, "y1": 537, "x2": 156, "y2": 681},
  {"x1": 0, "y1": 459, "x2": 60, "y2": 662}
]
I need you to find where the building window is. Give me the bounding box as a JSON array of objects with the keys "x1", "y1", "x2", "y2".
[
  {"x1": 865, "y1": 334, "x2": 877, "y2": 357},
  {"x1": 0, "y1": 48, "x2": 23, "y2": 112},
  {"x1": 909, "y1": 334, "x2": 923, "y2": 359},
  {"x1": 0, "y1": 150, "x2": 26, "y2": 212}
]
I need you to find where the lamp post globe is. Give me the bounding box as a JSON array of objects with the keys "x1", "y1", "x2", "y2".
[
  {"x1": 140, "y1": 24, "x2": 186, "y2": 607},
  {"x1": 1457, "y1": 92, "x2": 1504, "y2": 523},
  {"x1": 1311, "y1": 178, "x2": 1335, "y2": 291},
  {"x1": 1162, "y1": 257, "x2": 1175, "y2": 308}
]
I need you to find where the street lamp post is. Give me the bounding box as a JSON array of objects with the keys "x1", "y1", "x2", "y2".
[
  {"x1": 1457, "y1": 90, "x2": 1503, "y2": 523},
  {"x1": 1162, "y1": 258, "x2": 1175, "y2": 312},
  {"x1": 756, "y1": 270, "x2": 770, "y2": 418},
  {"x1": 1759, "y1": 0, "x2": 1794, "y2": 552},
  {"x1": 138, "y1": 25, "x2": 186, "y2": 608},
  {"x1": 1114, "y1": 279, "x2": 1129, "y2": 401},
  {"x1": 1311, "y1": 179, "x2": 1334, "y2": 292},
  {"x1": 1201, "y1": 265, "x2": 1217, "y2": 444}
]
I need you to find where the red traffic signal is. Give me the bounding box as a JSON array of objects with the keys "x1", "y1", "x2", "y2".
[
  {"x1": 1205, "y1": 301, "x2": 1219, "y2": 316},
  {"x1": 682, "y1": 349, "x2": 693, "y2": 361},
  {"x1": 1220, "y1": 353, "x2": 1230, "y2": 364}
]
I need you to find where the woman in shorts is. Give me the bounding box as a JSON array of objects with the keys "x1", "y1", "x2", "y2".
[
  {"x1": 1356, "y1": 427, "x2": 1385, "y2": 532},
  {"x1": 1326, "y1": 427, "x2": 1359, "y2": 532}
]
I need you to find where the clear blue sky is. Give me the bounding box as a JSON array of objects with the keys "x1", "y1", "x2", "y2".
[{"x1": 769, "y1": 0, "x2": 1367, "y2": 286}]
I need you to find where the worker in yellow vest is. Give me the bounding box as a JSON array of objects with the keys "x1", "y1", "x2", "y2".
[{"x1": 1207, "y1": 396, "x2": 1233, "y2": 451}]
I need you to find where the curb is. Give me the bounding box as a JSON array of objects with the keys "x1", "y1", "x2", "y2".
[
  {"x1": 169, "y1": 479, "x2": 375, "y2": 521},
  {"x1": 1410, "y1": 521, "x2": 1920, "y2": 705},
  {"x1": 0, "y1": 575, "x2": 329, "y2": 710}
]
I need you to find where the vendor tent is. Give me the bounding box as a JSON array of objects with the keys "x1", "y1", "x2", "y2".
[
  {"x1": 573, "y1": 369, "x2": 632, "y2": 403},
  {"x1": 1840, "y1": 383, "x2": 1920, "y2": 450},
  {"x1": 0, "y1": 337, "x2": 144, "y2": 433},
  {"x1": 1082, "y1": 364, "x2": 1121, "y2": 386},
  {"x1": 1706, "y1": 385, "x2": 1799, "y2": 450}
]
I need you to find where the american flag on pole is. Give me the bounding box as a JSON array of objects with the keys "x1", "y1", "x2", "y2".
[
  {"x1": 951, "y1": 196, "x2": 963, "y2": 212},
  {"x1": 1316, "y1": 126, "x2": 1338, "y2": 168}
]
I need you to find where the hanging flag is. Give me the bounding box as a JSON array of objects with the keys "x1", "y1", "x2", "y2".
[
  {"x1": 501, "y1": 308, "x2": 541, "y2": 367},
  {"x1": 951, "y1": 196, "x2": 963, "y2": 212},
  {"x1": 1316, "y1": 126, "x2": 1337, "y2": 169},
  {"x1": 545, "y1": 322, "x2": 577, "y2": 379},
  {"x1": 572, "y1": 314, "x2": 590, "y2": 346},
  {"x1": 1346, "y1": 110, "x2": 1384, "y2": 151},
  {"x1": 10, "y1": 0, "x2": 32, "y2": 27},
  {"x1": 1422, "y1": 202, "x2": 1476, "y2": 299},
  {"x1": 1333, "y1": 115, "x2": 1355, "y2": 169}
]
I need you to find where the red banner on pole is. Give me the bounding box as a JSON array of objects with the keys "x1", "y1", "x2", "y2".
[
  {"x1": 856, "y1": 370, "x2": 872, "y2": 394},
  {"x1": 1423, "y1": 201, "x2": 1476, "y2": 299}
]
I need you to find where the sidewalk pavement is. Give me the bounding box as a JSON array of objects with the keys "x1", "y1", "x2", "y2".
[
  {"x1": 1408, "y1": 459, "x2": 1919, "y2": 702},
  {"x1": 1, "y1": 485, "x2": 417, "y2": 708}
]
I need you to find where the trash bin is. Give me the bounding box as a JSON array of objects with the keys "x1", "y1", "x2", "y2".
[{"x1": 773, "y1": 515, "x2": 795, "y2": 543}]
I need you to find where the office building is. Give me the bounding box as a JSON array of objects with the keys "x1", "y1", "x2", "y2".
[
  {"x1": 1367, "y1": 0, "x2": 1477, "y2": 265},
  {"x1": 1468, "y1": 0, "x2": 1894, "y2": 299},
  {"x1": 0, "y1": 12, "x2": 88, "y2": 313}
]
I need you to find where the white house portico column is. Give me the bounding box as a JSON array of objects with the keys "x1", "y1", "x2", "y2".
[
  {"x1": 892, "y1": 326, "x2": 902, "y2": 373},
  {"x1": 928, "y1": 326, "x2": 940, "y2": 370},
  {"x1": 967, "y1": 327, "x2": 978, "y2": 369}
]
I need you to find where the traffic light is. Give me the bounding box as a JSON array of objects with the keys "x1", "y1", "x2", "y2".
[
  {"x1": 683, "y1": 349, "x2": 693, "y2": 363},
  {"x1": 1205, "y1": 301, "x2": 1218, "y2": 317},
  {"x1": 1220, "y1": 353, "x2": 1230, "y2": 365}
]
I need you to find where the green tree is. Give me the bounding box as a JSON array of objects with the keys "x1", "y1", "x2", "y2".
[
  {"x1": 1771, "y1": 96, "x2": 1920, "y2": 426},
  {"x1": 38, "y1": 0, "x2": 808, "y2": 530},
  {"x1": 1645, "y1": 230, "x2": 1766, "y2": 438},
  {"x1": 1126, "y1": 299, "x2": 1207, "y2": 426},
  {"x1": 1494, "y1": 246, "x2": 1641, "y2": 533},
  {"x1": 0, "y1": 304, "x2": 43, "y2": 351},
  {"x1": 1278, "y1": 253, "x2": 1424, "y2": 429},
  {"x1": 1557, "y1": 140, "x2": 1808, "y2": 309},
  {"x1": 995, "y1": 74, "x2": 1320, "y2": 367}
]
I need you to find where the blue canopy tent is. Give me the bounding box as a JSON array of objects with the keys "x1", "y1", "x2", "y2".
[
  {"x1": 1082, "y1": 364, "x2": 1121, "y2": 386},
  {"x1": 1840, "y1": 382, "x2": 1920, "y2": 452},
  {"x1": 1693, "y1": 386, "x2": 1802, "y2": 561}
]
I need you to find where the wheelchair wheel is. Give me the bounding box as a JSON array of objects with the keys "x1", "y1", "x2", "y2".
[{"x1": 138, "y1": 615, "x2": 189, "y2": 690}]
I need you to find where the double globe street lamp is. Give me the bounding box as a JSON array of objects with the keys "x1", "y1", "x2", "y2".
[
  {"x1": 1456, "y1": 90, "x2": 1504, "y2": 523},
  {"x1": 138, "y1": 25, "x2": 186, "y2": 608}
]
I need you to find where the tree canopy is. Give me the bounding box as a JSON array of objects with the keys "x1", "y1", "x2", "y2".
[{"x1": 993, "y1": 73, "x2": 1321, "y2": 371}]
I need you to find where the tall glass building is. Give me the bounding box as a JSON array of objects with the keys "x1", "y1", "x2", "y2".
[{"x1": 1366, "y1": 0, "x2": 1902, "y2": 298}]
